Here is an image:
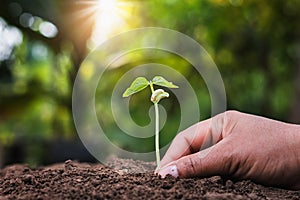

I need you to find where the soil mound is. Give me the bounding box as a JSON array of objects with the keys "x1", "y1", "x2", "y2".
[{"x1": 0, "y1": 159, "x2": 299, "y2": 199}]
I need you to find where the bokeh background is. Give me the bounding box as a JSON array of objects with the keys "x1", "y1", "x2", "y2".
[{"x1": 0, "y1": 0, "x2": 300, "y2": 167}]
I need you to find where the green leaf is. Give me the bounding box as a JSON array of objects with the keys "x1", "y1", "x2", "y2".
[
  {"x1": 152, "y1": 76, "x2": 179, "y2": 88},
  {"x1": 122, "y1": 77, "x2": 149, "y2": 97}
]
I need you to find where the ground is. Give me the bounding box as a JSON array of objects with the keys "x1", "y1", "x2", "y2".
[{"x1": 0, "y1": 158, "x2": 299, "y2": 199}]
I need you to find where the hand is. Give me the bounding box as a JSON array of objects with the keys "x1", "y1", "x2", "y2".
[{"x1": 157, "y1": 110, "x2": 300, "y2": 189}]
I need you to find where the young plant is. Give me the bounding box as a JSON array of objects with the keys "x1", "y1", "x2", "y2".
[{"x1": 122, "y1": 76, "x2": 179, "y2": 170}]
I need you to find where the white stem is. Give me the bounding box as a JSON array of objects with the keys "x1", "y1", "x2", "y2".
[{"x1": 154, "y1": 102, "x2": 160, "y2": 170}]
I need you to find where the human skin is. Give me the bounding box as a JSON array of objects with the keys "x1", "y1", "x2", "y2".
[{"x1": 157, "y1": 110, "x2": 300, "y2": 190}]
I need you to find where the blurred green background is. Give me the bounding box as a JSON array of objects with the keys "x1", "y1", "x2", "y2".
[{"x1": 0, "y1": 0, "x2": 300, "y2": 167}]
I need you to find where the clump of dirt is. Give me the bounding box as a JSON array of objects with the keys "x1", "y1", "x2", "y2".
[{"x1": 0, "y1": 159, "x2": 299, "y2": 199}]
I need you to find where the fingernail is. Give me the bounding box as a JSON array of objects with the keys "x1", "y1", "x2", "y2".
[{"x1": 158, "y1": 165, "x2": 178, "y2": 178}]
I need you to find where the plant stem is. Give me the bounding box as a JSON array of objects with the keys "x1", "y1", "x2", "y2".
[
  {"x1": 149, "y1": 81, "x2": 154, "y2": 93},
  {"x1": 154, "y1": 102, "x2": 160, "y2": 170},
  {"x1": 149, "y1": 82, "x2": 160, "y2": 169}
]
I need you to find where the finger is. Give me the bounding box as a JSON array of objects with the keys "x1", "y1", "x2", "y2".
[
  {"x1": 160, "y1": 113, "x2": 225, "y2": 169},
  {"x1": 159, "y1": 142, "x2": 230, "y2": 178},
  {"x1": 159, "y1": 119, "x2": 211, "y2": 169}
]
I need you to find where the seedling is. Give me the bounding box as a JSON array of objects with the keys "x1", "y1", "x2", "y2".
[{"x1": 122, "y1": 76, "x2": 178, "y2": 170}]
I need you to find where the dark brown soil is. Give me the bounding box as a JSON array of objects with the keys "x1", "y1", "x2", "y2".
[{"x1": 0, "y1": 158, "x2": 299, "y2": 200}]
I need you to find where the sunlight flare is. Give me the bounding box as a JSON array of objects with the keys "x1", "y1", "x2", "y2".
[
  {"x1": 65, "y1": 0, "x2": 134, "y2": 49},
  {"x1": 90, "y1": 0, "x2": 133, "y2": 48}
]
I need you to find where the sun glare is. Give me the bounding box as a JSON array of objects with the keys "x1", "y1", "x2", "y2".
[
  {"x1": 89, "y1": 0, "x2": 132, "y2": 48},
  {"x1": 66, "y1": 0, "x2": 134, "y2": 49},
  {"x1": 97, "y1": 0, "x2": 117, "y2": 12}
]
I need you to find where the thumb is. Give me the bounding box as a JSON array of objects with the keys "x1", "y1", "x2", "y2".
[{"x1": 158, "y1": 144, "x2": 230, "y2": 178}]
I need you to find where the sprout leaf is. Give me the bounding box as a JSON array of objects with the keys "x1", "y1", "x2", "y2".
[
  {"x1": 152, "y1": 76, "x2": 179, "y2": 88},
  {"x1": 122, "y1": 77, "x2": 149, "y2": 97}
]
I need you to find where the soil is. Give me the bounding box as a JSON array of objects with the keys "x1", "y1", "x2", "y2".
[{"x1": 0, "y1": 158, "x2": 299, "y2": 200}]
